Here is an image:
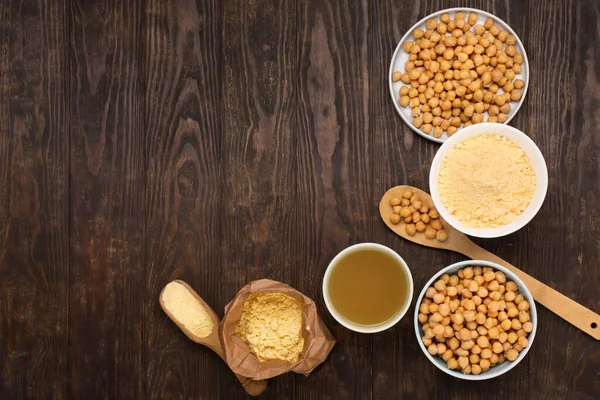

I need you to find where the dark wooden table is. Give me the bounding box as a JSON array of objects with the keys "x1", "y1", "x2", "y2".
[{"x1": 1, "y1": 0, "x2": 599, "y2": 398}]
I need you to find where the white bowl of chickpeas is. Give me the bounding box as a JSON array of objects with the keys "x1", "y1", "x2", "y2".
[
  {"x1": 414, "y1": 260, "x2": 537, "y2": 380},
  {"x1": 389, "y1": 8, "x2": 529, "y2": 143}
]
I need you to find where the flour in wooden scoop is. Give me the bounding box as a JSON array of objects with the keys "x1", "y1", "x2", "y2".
[{"x1": 437, "y1": 134, "x2": 536, "y2": 228}]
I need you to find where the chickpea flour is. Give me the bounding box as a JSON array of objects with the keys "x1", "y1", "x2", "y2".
[{"x1": 437, "y1": 134, "x2": 535, "y2": 228}]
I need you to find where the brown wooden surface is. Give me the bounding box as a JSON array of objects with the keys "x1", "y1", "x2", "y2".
[{"x1": 0, "y1": 0, "x2": 598, "y2": 398}]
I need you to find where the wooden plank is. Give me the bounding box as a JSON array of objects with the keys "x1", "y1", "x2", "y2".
[
  {"x1": 220, "y1": 0, "x2": 297, "y2": 397},
  {"x1": 68, "y1": 0, "x2": 144, "y2": 397},
  {"x1": 295, "y1": 1, "x2": 373, "y2": 398},
  {"x1": 0, "y1": 1, "x2": 69, "y2": 398},
  {"x1": 142, "y1": 0, "x2": 224, "y2": 399},
  {"x1": 524, "y1": 0, "x2": 600, "y2": 398}
]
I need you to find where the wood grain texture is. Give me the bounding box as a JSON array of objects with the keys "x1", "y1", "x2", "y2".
[
  {"x1": 220, "y1": 0, "x2": 297, "y2": 397},
  {"x1": 68, "y1": 0, "x2": 144, "y2": 397},
  {"x1": 524, "y1": 0, "x2": 600, "y2": 398},
  {"x1": 143, "y1": 0, "x2": 224, "y2": 398},
  {"x1": 0, "y1": 0, "x2": 599, "y2": 399},
  {"x1": 0, "y1": 1, "x2": 69, "y2": 398},
  {"x1": 295, "y1": 1, "x2": 373, "y2": 398}
]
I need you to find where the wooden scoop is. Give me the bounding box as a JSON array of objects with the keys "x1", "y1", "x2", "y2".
[
  {"x1": 380, "y1": 185, "x2": 600, "y2": 340},
  {"x1": 159, "y1": 280, "x2": 268, "y2": 396}
]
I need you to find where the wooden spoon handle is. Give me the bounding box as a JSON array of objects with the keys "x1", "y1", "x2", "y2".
[
  {"x1": 160, "y1": 281, "x2": 268, "y2": 396},
  {"x1": 460, "y1": 243, "x2": 600, "y2": 340}
]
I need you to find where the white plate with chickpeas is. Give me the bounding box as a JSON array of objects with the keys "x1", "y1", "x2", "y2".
[
  {"x1": 389, "y1": 8, "x2": 529, "y2": 143},
  {"x1": 414, "y1": 260, "x2": 537, "y2": 380}
]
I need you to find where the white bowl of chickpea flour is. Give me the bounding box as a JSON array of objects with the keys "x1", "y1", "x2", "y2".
[
  {"x1": 414, "y1": 260, "x2": 537, "y2": 380},
  {"x1": 389, "y1": 8, "x2": 529, "y2": 143},
  {"x1": 429, "y1": 123, "x2": 548, "y2": 238}
]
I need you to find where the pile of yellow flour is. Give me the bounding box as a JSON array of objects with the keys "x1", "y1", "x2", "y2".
[
  {"x1": 437, "y1": 134, "x2": 536, "y2": 228},
  {"x1": 235, "y1": 293, "x2": 304, "y2": 363}
]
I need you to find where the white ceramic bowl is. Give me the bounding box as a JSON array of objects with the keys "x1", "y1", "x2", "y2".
[
  {"x1": 429, "y1": 123, "x2": 548, "y2": 238},
  {"x1": 389, "y1": 8, "x2": 529, "y2": 143},
  {"x1": 322, "y1": 243, "x2": 414, "y2": 333},
  {"x1": 414, "y1": 260, "x2": 537, "y2": 380}
]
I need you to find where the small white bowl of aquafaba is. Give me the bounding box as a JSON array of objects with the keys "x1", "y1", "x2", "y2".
[{"x1": 429, "y1": 123, "x2": 548, "y2": 238}]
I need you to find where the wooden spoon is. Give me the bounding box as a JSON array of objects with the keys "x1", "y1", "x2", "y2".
[
  {"x1": 159, "y1": 280, "x2": 268, "y2": 396},
  {"x1": 380, "y1": 185, "x2": 600, "y2": 340}
]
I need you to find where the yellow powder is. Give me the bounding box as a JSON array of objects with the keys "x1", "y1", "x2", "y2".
[
  {"x1": 437, "y1": 134, "x2": 536, "y2": 228},
  {"x1": 235, "y1": 293, "x2": 304, "y2": 363},
  {"x1": 161, "y1": 282, "x2": 214, "y2": 338}
]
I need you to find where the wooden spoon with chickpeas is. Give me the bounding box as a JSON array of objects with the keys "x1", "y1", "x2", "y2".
[{"x1": 380, "y1": 185, "x2": 600, "y2": 340}]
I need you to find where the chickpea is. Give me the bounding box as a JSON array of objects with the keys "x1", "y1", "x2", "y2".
[
  {"x1": 398, "y1": 207, "x2": 411, "y2": 218},
  {"x1": 498, "y1": 310, "x2": 509, "y2": 322},
  {"x1": 391, "y1": 198, "x2": 404, "y2": 208},
  {"x1": 484, "y1": 17, "x2": 494, "y2": 30},
  {"x1": 390, "y1": 214, "x2": 401, "y2": 224},
  {"x1": 498, "y1": 332, "x2": 508, "y2": 343},
  {"x1": 513, "y1": 344, "x2": 524, "y2": 352},
  {"x1": 511, "y1": 319, "x2": 522, "y2": 331},
  {"x1": 438, "y1": 303, "x2": 451, "y2": 317},
  {"x1": 448, "y1": 337, "x2": 459, "y2": 350},
  {"x1": 492, "y1": 341, "x2": 503, "y2": 354},
  {"x1": 457, "y1": 356, "x2": 469, "y2": 369},
  {"x1": 444, "y1": 325, "x2": 454, "y2": 338},
  {"x1": 519, "y1": 311, "x2": 530, "y2": 323},
  {"x1": 436, "y1": 229, "x2": 448, "y2": 241},
  {"x1": 441, "y1": 349, "x2": 454, "y2": 362},
  {"x1": 489, "y1": 353, "x2": 499, "y2": 366},
  {"x1": 425, "y1": 287, "x2": 436, "y2": 298},
  {"x1": 471, "y1": 364, "x2": 482, "y2": 375},
  {"x1": 480, "y1": 359, "x2": 491, "y2": 372},
  {"x1": 468, "y1": 280, "x2": 480, "y2": 293},
  {"x1": 514, "y1": 294, "x2": 524, "y2": 305},
  {"x1": 447, "y1": 358, "x2": 459, "y2": 370},
  {"x1": 427, "y1": 343, "x2": 439, "y2": 355},
  {"x1": 464, "y1": 310, "x2": 477, "y2": 323},
  {"x1": 507, "y1": 307, "x2": 519, "y2": 318},
  {"x1": 431, "y1": 312, "x2": 443, "y2": 324},
  {"x1": 405, "y1": 223, "x2": 416, "y2": 236},
  {"x1": 433, "y1": 293, "x2": 445, "y2": 304},
  {"x1": 497, "y1": 354, "x2": 506, "y2": 365},
  {"x1": 432, "y1": 324, "x2": 445, "y2": 337},
  {"x1": 506, "y1": 349, "x2": 519, "y2": 361},
  {"x1": 428, "y1": 278, "x2": 443, "y2": 291},
  {"x1": 518, "y1": 336, "x2": 529, "y2": 348},
  {"x1": 422, "y1": 20, "x2": 435, "y2": 31},
  {"x1": 517, "y1": 301, "x2": 530, "y2": 312}
]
